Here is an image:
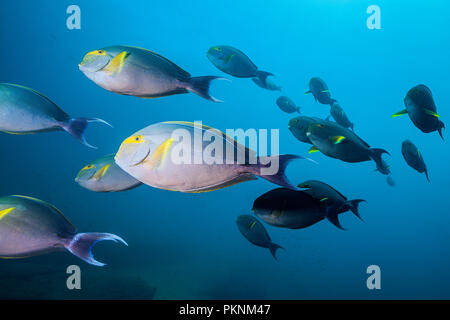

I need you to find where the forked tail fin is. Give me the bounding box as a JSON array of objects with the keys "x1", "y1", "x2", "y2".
[
  {"x1": 66, "y1": 232, "x2": 128, "y2": 266},
  {"x1": 268, "y1": 242, "x2": 284, "y2": 261},
  {"x1": 184, "y1": 76, "x2": 226, "y2": 102},
  {"x1": 63, "y1": 117, "x2": 112, "y2": 148}
]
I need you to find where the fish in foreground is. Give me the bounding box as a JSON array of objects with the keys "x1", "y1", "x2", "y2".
[
  {"x1": 252, "y1": 188, "x2": 360, "y2": 230},
  {"x1": 298, "y1": 180, "x2": 365, "y2": 229},
  {"x1": 330, "y1": 101, "x2": 354, "y2": 130},
  {"x1": 76, "y1": 154, "x2": 143, "y2": 192},
  {"x1": 305, "y1": 77, "x2": 336, "y2": 105},
  {"x1": 0, "y1": 83, "x2": 111, "y2": 148},
  {"x1": 392, "y1": 85, "x2": 445, "y2": 139},
  {"x1": 115, "y1": 121, "x2": 309, "y2": 192},
  {"x1": 207, "y1": 45, "x2": 274, "y2": 84},
  {"x1": 0, "y1": 195, "x2": 127, "y2": 266},
  {"x1": 401, "y1": 140, "x2": 430, "y2": 182},
  {"x1": 252, "y1": 75, "x2": 281, "y2": 91},
  {"x1": 306, "y1": 122, "x2": 389, "y2": 173},
  {"x1": 276, "y1": 96, "x2": 300, "y2": 114},
  {"x1": 236, "y1": 215, "x2": 283, "y2": 260},
  {"x1": 79, "y1": 45, "x2": 223, "y2": 102}
]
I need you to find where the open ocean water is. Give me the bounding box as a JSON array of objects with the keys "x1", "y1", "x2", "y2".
[{"x1": 0, "y1": 0, "x2": 449, "y2": 299}]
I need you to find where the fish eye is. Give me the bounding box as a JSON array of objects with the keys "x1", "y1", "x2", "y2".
[{"x1": 98, "y1": 50, "x2": 104, "y2": 54}]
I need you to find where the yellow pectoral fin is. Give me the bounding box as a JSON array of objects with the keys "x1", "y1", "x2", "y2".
[
  {"x1": 321, "y1": 89, "x2": 330, "y2": 93},
  {"x1": 93, "y1": 164, "x2": 111, "y2": 180},
  {"x1": 425, "y1": 109, "x2": 441, "y2": 118},
  {"x1": 224, "y1": 54, "x2": 235, "y2": 63},
  {"x1": 309, "y1": 146, "x2": 319, "y2": 153},
  {"x1": 145, "y1": 138, "x2": 174, "y2": 169},
  {"x1": 249, "y1": 221, "x2": 257, "y2": 229},
  {"x1": 104, "y1": 51, "x2": 130, "y2": 75},
  {"x1": 330, "y1": 136, "x2": 346, "y2": 144},
  {"x1": 0, "y1": 207, "x2": 15, "y2": 220},
  {"x1": 392, "y1": 109, "x2": 408, "y2": 118},
  {"x1": 320, "y1": 197, "x2": 329, "y2": 202}
]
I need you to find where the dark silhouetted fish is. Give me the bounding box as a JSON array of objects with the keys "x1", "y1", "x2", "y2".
[
  {"x1": 276, "y1": 96, "x2": 300, "y2": 114},
  {"x1": 305, "y1": 77, "x2": 336, "y2": 105},
  {"x1": 236, "y1": 215, "x2": 283, "y2": 260},
  {"x1": 207, "y1": 45, "x2": 273, "y2": 84},
  {"x1": 330, "y1": 101, "x2": 354, "y2": 130},
  {"x1": 392, "y1": 85, "x2": 445, "y2": 139},
  {"x1": 401, "y1": 139, "x2": 430, "y2": 182},
  {"x1": 252, "y1": 188, "x2": 360, "y2": 230}
]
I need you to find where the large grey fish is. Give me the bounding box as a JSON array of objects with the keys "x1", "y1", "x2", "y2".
[
  {"x1": 392, "y1": 85, "x2": 445, "y2": 139},
  {"x1": 75, "y1": 154, "x2": 143, "y2": 192},
  {"x1": 276, "y1": 96, "x2": 300, "y2": 114},
  {"x1": 0, "y1": 195, "x2": 127, "y2": 266},
  {"x1": 330, "y1": 101, "x2": 354, "y2": 130},
  {"x1": 79, "y1": 45, "x2": 222, "y2": 102},
  {"x1": 236, "y1": 215, "x2": 283, "y2": 260},
  {"x1": 305, "y1": 77, "x2": 336, "y2": 105},
  {"x1": 401, "y1": 140, "x2": 430, "y2": 182},
  {"x1": 252, "y1": 188, "x2": 359, "y2": 230},
  {"x1": 0, "y1": 83, "x2": 111, "y2": 148},
  {"x1": 207, "y1": 45, "x2": 273, "y2": 83},
  {"x1": 252, "y1": 76, "x2": 281, "y2": 91},
  {"x1": 298, "y1": 180, "x2": 365, "y2": 226},
  {"x1": 115, "y1": 121, "x2": 307, "y2": 193},
  {"x1": 306, "y1": 121, "x2": 389, "y2": 173}
]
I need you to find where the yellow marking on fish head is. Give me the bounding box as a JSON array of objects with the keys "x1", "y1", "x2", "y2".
[
  {"x1": 144, "y1": 138, "x2": 174, "y2": 170},
  {"x1": 309, "y1": 146, "x2": 319, "y2": 154},
  {"x1": 0, "y1": 207, "x2": 15, "y2": 220},
  {"x1": 103, "y1": 51, "x2": 130, "y2": 75},
  {"x1": 93, "y1": 164, "x2": 111, "y2": 180}
]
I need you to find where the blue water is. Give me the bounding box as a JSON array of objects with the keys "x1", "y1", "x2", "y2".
[{"x1": 0, "y1": 0, "x2": 449, "y2": 299}]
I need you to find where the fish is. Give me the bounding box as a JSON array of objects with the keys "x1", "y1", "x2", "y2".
[
  {"x1": 0, "y1": 83, "x2": 111, "y2": 148},
  {"x1": 236, "y1": 215, "x2": 283, "y2": 260},
  {"x1": 392, "y1": 85, "x2": 445, "y2": 139},
  {"x1": 75, "y1": 154, "x2": 143, "y2": 192},
  {"x1": 276, "y1": 96, "x2": 300, "y2": 114},
  {"x1": 305, "y1": 77, "x2": 336, "y2": 105},
  {"x1": 252, "y1": 188, "x2": 359, "y2": 230},
  {"x1": 0, "y1": 195, "x2": 127, "y2": 266},
  {"x1": 79, "y1": 45, "x2": 223, "y2": 102},
  {"x1": 306, "y1": 122, "x2": 390, "y2": 173},
  {"x1": 330, "y1": 101, "x2": 354, "y2": 130},
  {"x1": 386, "y1": 175, "x2": 396, "y2": 187},
  {"x1": 288, "y1": 116, "x2": 325, "y2": 144},
  {"x1": 114, "y1": 121, "x2": 307, "y2": 192},
  {"x1": 206, "y1": 45, "x2": 273, "y2": 83},
  {"x1": 298, "y1": 180, "x2": 365, "y2": 224},
  {"x1": 401, "y1": 140, "x2": 430, "y2": 182},
  {"x1": 252, "y1": 75, "x2": 281, "y2": 91}
]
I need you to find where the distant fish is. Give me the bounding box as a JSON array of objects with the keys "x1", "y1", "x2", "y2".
[
  {"x1": 306, "y1": 121, "x2": 390, "y2": 173},
  {"x1": 115, "y1": 121, "x2": 307, "y2": 192},
  {"x1": 79, "y1": 45, "x2": 223, "y2": 102},
  {"x1": 401, "y1": 140, "x2": 430, "y2": 182},
  {"x1": 207, "y1": 45, "x2": 273, "y2": 84},
  {"x1": 386, "y1": 175, "x2": 396, "y2": 187},
  {"x1": 252, "y1": 188, "x2": 360, "y2": 230},
  {"x1": 0, "y1": 195, "x2": 127, "y2": 266},
  {"x1": 0, "y1": 83, "x2": 111, "y2": 148},
  {"x1": 276, "y1": 96, "x2": 300, "y2": 114},
  {"x1": 330, "y1": 101, "x2": 354, "y2": 130},
  {"x1": 298, "y1": 180, "x2": 365, "y2": 226},
  {"x1": 76, "y1": 154, "x2": 143, "y2": 192},
  {"x1": 236, "y1": 215, "x2": 283, "y2": 260},
  {"x1": 252, "y1": 76, "x2": 281, "y2": 91},
  {"x1": 392, "y1": 85, "x2": 445, "y2": 139},
  {"x1": 305, "y1": 77, "x2": 336, "y2": 105}
]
